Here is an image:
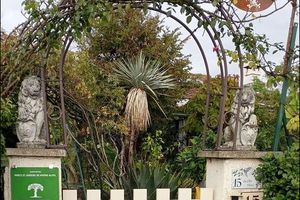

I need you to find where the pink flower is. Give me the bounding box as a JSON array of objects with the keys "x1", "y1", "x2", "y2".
[{"x1": 213, "y1": 46, "x2": 219, "y2": 52}]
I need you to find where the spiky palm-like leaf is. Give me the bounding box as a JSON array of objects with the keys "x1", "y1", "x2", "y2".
[{"x1": 114, "y1": 52, "x2": 174, "y2": 132}]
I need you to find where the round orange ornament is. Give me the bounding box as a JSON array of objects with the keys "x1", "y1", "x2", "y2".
[{"x1": 233, "y1": 0, "x2": 274, "y2": 12}]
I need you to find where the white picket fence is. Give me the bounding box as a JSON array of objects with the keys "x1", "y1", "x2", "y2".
[{"x1": 63, "y1": 188, "x2": 213, "y2": 200}]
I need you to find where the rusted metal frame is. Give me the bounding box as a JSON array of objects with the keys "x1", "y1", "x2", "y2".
[
  {"x1": 191, "y1": 17, "x2": 226, "y2": 149},
  {"x1": 194, "y1": 14, "x2": 228, "y2": 150},
  {"x1": 273, "y1": 1, "x2": 298, "y2": 151},
  {"x1": 232, "y1": 49, "x2": 244, "y2": 150},
  {"x1": 218, "y1": 6, "x2": 245, "y2": 150},
  {"x1": 173, "y1": 1, "x2": 230, "y2": 149},
  {"x1": 142, "y1": 6, "x2": 212, "y2": 149},
  {"x1": 201, "y1": 31, "x2": 225, "y2": 150},
  {"x1": 63, "y1": 88, "x2": 105, "y2": 162},
  {"x1": 214, "y1": 40, "x2": 228, "y2": 149},
  {"x1": 283, "y1": 0, "x2": 297, "y2": 75},
  {"x1": 162, "y1": 4, "x2": 228, "y2": 149},
  {"x1": 41, "y1": 45, "x2": 51, "y2": 147},
  {"x1": 58, "y1": 36, "x2": 73, "y2": 147}
]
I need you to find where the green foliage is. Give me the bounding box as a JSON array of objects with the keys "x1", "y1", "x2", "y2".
[
  {"x1": 0, "y1": 98, "x2": 17, "y2": 128},
  {"x1": 286, "y1": 90, "x2": 299, "y2": 133},
  {"x1": 64, "y1": 51, "x2": 127, "y2": 135},
  {"x1": 184, "y1": 76, "x2": 237, "y2": 135},
  {"x1": 285, "y1": 67, "x2": 299, "y2": 134},
  {"x1": 82, "y1": 8, "x2": 190, "y2": 110},
  {"x1": 140, "y1": 130, "x2": 165, "y2": 166},
  {"x1": 255, "y1": 143, "x2": 300, "y2": 200},
  {"x1": 0, "y1": 97, "x2": 18, "y2": 180},
  {"x1": 174, "y1": 135, "x2": 206, "y2": 185},
  {"x1": 0, "y1": 97, "x2": 18, "y2": 166},
  {"x1": 57, "y1": 8, "x2": 192, "y2": 190},
  {"x1": 114, "y1": 52, "x2": 175, "y2": 130},
  {"x1": 0, "y1": 134, "x2": 7, "y2": 168},
  {"x1": 114, "y1": 52, "x2": 175, "y2": 94},
  {"x1": 104, "y1": 164, "x2": 192, "y2": 200},
  {"x1": 252, "y1": 78, "x2": 280, "y2": 150}
]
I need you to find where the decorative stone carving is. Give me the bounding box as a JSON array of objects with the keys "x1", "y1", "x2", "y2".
[
  {"x1": 223, "y1": 84, "x2": 258, "y2": 150},
  {"x1": 16, "y1": 76, "x2": 46, "y2": 148}
]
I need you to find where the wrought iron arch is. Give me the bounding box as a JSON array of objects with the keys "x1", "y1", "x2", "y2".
[
  {"x1": 38, "y1": 1, "x2": 256, "y2": 150},
  {"x1": 3, "y1": 0, "x2": 295, "y2": 150}
]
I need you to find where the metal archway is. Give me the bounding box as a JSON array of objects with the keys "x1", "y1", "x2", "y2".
[
  {"x1": 5, "y1": 0, "x2": 292, "y2": 150},
  {"x1": 42, "y1": 0, "x2": 247, "y2": 150}
]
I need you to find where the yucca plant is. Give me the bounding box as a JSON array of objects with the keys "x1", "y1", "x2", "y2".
[
  {"x1": 102, "y1": 163, "x2": 194, "y2": 200},
  {"x1": 114, "y1": 52, "x2": 175, "y2": 165}
]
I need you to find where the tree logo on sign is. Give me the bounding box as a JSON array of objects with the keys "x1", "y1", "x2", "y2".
[{"x1": 27, "y1": 183, "x2": 44, "y2": 198}]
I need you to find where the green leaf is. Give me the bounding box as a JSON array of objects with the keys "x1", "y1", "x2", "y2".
[
  {"x1": 180, "y1": 6, "x2": 185, "y2": 14},
  {"x1": 197, "y1": 20, "x2": 203, "y2": 28},
  {"x1": 186, "y1": 16, "x2": 192, "y2": 24},
  {"x1": 166, "y1": 10, "x2": 172, "y2": 17}
]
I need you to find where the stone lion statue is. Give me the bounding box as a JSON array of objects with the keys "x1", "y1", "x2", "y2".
[
  {"x1": 16, "y1": 76, "x2": 46, "y2": 145},
  {"x1": 223, "y1": 84, "x2": 258, "y2": 149}
]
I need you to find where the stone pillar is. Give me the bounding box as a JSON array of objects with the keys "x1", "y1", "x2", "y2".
[
  {"x1": 4, "y1": 148, "x2": 66, "y2": 200},
  {"x1": 199, "y1": 151, "x2": 277, "y2": 200}
]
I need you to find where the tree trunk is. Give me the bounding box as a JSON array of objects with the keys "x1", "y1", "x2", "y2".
[
  {"x1": 120, "y1": 134, "x2": 126, "y2": 173},
  {"x1": 33, "y1": 189, "x2": 38, "y2": 197},
  {"x1": 128, "y1": 129, "x2": 135, "y2": 165}
]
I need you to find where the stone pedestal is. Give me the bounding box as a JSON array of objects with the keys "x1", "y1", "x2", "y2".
[
  {"x1": 4, "y1": 148, "x2": 66, "y2": 200},
  {"x1": 199, "y1": 151, "x2": 278, "y2": 200}
]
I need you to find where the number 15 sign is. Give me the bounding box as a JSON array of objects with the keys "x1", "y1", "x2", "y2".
[{"x1": 232, "y1": 167, "x2": 261, "y2": 189}]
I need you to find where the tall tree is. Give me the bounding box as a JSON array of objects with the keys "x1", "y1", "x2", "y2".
[{"x1": 114, "y1": 52, "x2": 174, "y2": 165}]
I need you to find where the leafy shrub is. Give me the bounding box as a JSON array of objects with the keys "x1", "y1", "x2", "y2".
[
  {"x1": 140, "y1": 130, "x2": 165, "y2": 166},
  {"x1": 174, "y1": 135, "x2": 206, "y2": 185},
  {"x1": 255, "y1": 143, "x2": 300, "y2": 200},
  {"x1": 103, "y1": 164, "x2": 193, "y2": 200}
]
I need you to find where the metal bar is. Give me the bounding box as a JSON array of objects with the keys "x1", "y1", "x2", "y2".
[
  {"x1": 75, "y1": 144, "x2": 86, "y2": 199},
  {"x1": 273, "y1": 22, "x2": 298, "y2": 151},
  {"x1": 212, "y1": 35, "x2": 228, "y2": 149},
  {"x1": 59, "y1": 36, "x2": 73, "y2": 146},
  {"x1": 41, "y1": 47, "x2": 51, "y2": 147},
  {"x1": 232, "y1": 46, "x2": 244, "y2": 150}
]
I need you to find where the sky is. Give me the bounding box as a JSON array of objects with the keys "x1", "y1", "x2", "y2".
[{"x1": 1, "y1": 0, "x2": 299, "y2": 82}]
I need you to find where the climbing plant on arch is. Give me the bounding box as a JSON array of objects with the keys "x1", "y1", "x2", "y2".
[{"x1": 1, "y1": 0, "x2": 298, "y2": 150}]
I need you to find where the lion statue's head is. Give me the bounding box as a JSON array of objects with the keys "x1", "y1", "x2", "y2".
[
  {"x1": 20, "y1": 76, "x2": 42, "y2": 99},
  {"x1": 233, "y1": 84, "x2": 255, "y2": 106},
  {"x1": 241, "y1": 84, "x2": 255, "y2": 106}
]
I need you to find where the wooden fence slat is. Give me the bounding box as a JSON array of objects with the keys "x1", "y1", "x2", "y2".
[
  {"x1": 156, "y1": 188, "x2": 170, "y2": 200},
  {"x1": 110, "y1": 189, "x2": 124, "y2": 200},
  {"x1": 200, "y1": 188, "x2": 213, "y2": 200},
  {"x1": 62, "y1": 187, "x2": 211, "y2": 200},
  {"x1": 178, "y1": 188, "x2": 192, "y2": 200},
  {"x1": 63, "y1": 190, "x2": 77, "y2": 200},
  {"x1": 87, "y1": 189, "x2": 101, "y2": 200},
  {"x1": 133, "y1": 189, "x2": 147, "y2": 200}
]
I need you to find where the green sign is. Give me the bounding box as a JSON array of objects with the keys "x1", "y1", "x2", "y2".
[{"x1": 11, "y1": 167, "x2": 59, "y2": 200}]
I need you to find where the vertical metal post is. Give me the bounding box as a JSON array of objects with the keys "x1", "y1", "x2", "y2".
[
  {"x1": 75, "y1": 144, "x2": 86, "y2": 199},
  {"x1": 273, "y1": 22, "x2": 298, "y2": 151},
  {"x1": 59, "y1": 37, "x2": 73, "y2": 146},
  {"x1": 233, "y1": 50, "x2": 244, "y2": 150},
  {"x1": 41, "y1": 47, "x2": 51, "y2": 147}
]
